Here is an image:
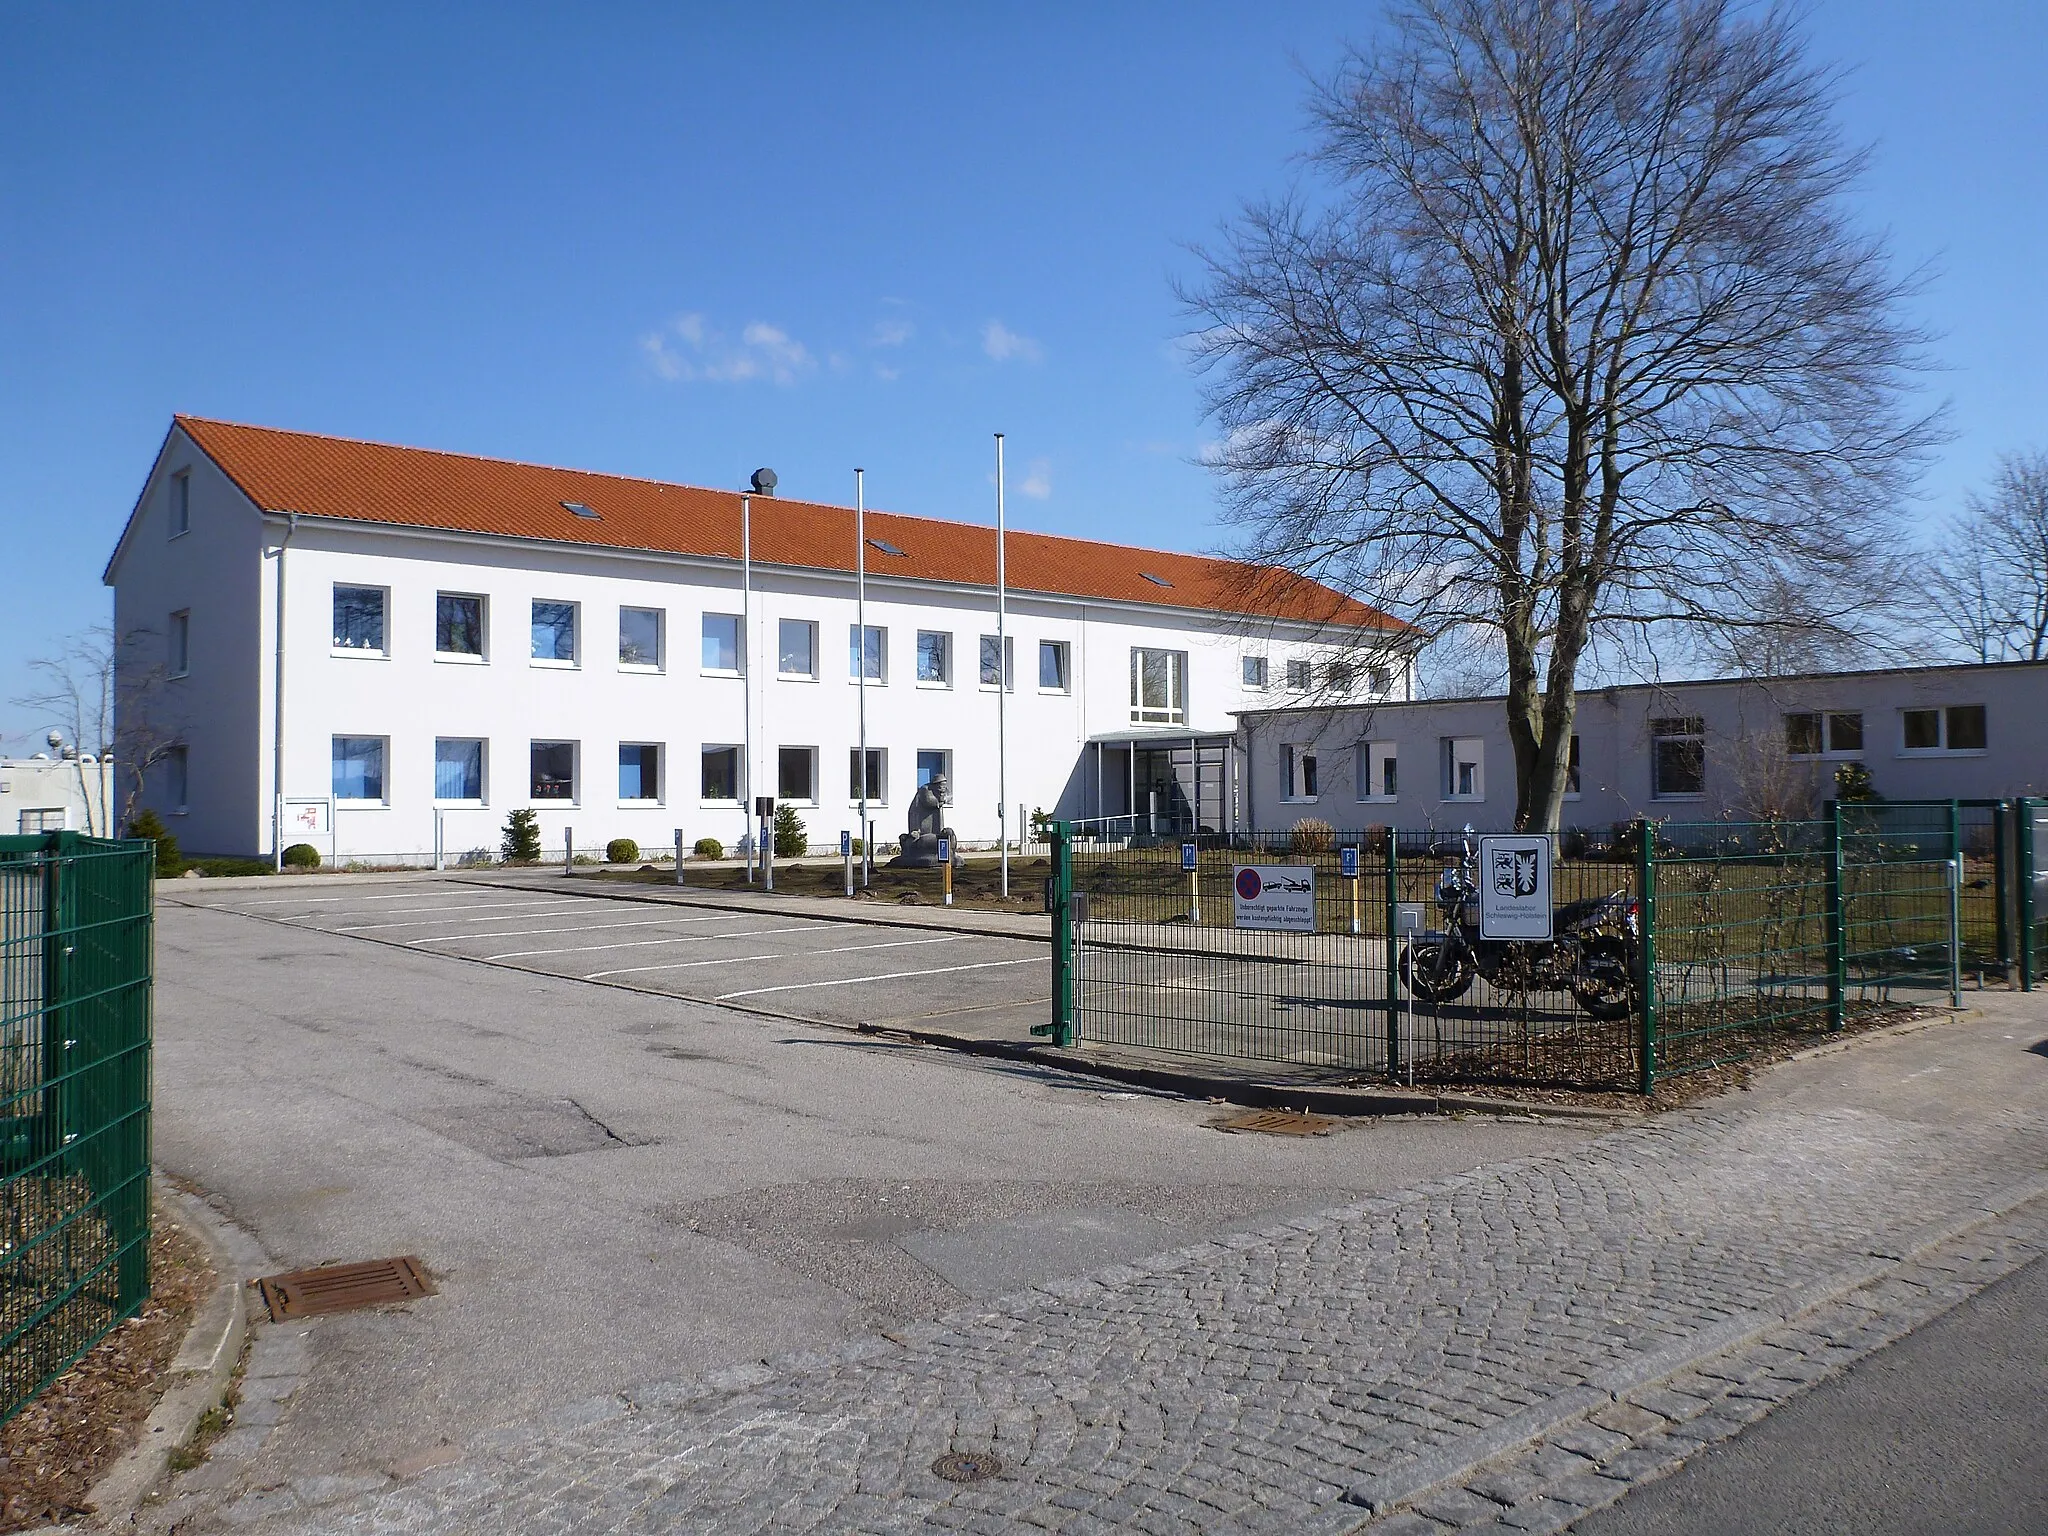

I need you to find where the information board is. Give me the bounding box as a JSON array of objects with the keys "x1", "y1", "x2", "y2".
[
  {"x1": 1233, "y1": 865, "x2": 1316, "y2": 932},
  {"x1": 1478, "y1": 835, "x2": 1552, "y2": 940}
]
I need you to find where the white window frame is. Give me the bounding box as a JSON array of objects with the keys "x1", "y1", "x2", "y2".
[
  {"x1": 1899, "y1": 704, "x2": 1988, "y2": 756},
  {"x1": 1367, "y1": 664, "x2": 1392, "y2": 696},
  {"x1": 1355, "y1": 740, "x2": 1397, "y2": 803},
  {"x1": 850, "y1": 624, "x2": 887, "y2": 684},
  {"x1": 777, "y1": 745, "x2": 819, "y2": 806},
  {"x1": 529, "y1": 739, "x2": 579, "y2": 804},
  {"x1": 168, "y1": 610, "x2": 190, "y2": 679},
  {"x1": 1039, "y1": 639, "x2": 1071, "y2": 694},
  {"x1": 332, "y1": 584, "x2": 390, "y2": 657},
  {"x1": 1285, "y1": 658, "x2": 1312, "y2": 692},
  {"x1": 702, "y1": 613, "x2": 743, "y2": 676},
  {"x1": 1243, "y1": 654, "x2": 1269, "y2": 690},
  {"x1": 1280, "y1": 743, "x2": 1319, "y2": 803},
  {"x1": 1129, "y1": 647, "x2": 1187, "y2": 726},
  {"x1": 530, "y1": 600, "x2": 580, "y2": 668},
  {"x1": 618, "y1": 607, "x2": 665, "y2": 672},
  {"x1": 979, "y1": 634, "x2": 1016, "y2": 692},
  {"x1": 435, "y1": 592, "x2": 488, "y2": 663},
  {"x1": 777, "y1": 618, "x2": 818, "y2": 680},
  {"x1": 332, "y1": 735, "x2": 389, "y2": 805},
  {"x1": 433, "y1": 737, "x2": 488, "y2": 805},
  {"x1": 915, "y1": 629, "x2": 953, "y2": 687},
  {"x1": 1649, "y1": 717, "x2": 1706, "y2": 800},
  {"x1": 1785, "y1": 710, "x2": 1865, "y2": 759},
  {"x1": 850, "y1": 747, "x2": 888, "y2": 805},
  {"x1": 700, "y1": 744, "x2": 743, "y2": 805},
  {"x1": 1443, "y1": 737, "x2": 1485, "y2": 802},
  {"x1": 915, "y1": 749, "x2": 954, "y2": 803},
  {"x1": 618, "y1": 742, "x2": 664, "y2": 804},
  {"x1": 168, "y1": 470, "x2": 191, "y2": 539}
]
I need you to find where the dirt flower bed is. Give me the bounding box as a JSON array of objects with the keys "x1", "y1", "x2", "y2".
[
  {"x1": 0, "y1": 1214, "x2": 214, "y2": 1532},
  {"x1": 599, "y1": 856, "x2": 1053, "y2": 913}
]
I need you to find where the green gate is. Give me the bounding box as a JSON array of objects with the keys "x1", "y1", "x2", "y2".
[
  {"x1": 2, "y1": 832, "x2": 154, "y2": 1424},
  {"x1": 2022, "y1": 798, "x2": 2047, "y2": 991}
]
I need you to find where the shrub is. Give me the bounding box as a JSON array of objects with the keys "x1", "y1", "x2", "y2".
[
  {"x1": 693, "y1": 837, "x2": 724, "y2": 860},
  {"x1": 1289, "y1": 817, "x2": 1336, "y2": 856},
  {"x1": 192, "y1": 857, "x2": 275, "y2": 878},
  {"x1": 127, "y1": 808, "x2": 182, "y2": 878},
  {"x1": 502, "y1": 807, "x2": 543, "y2": 864},
  {"x1": 1834, "y1": 761, "x2": 1881, "y2": 804},
  {"x1": 606, "y1": 837, "x2": 640, "y2": 864},
  {"x1": 773, "y1": 804, "x2": 808, "y2": 857},
  {"x1": 282, "y1": 842, "x2": 321, "y2": 869}
]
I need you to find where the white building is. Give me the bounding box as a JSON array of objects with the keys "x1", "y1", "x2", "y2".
[
  {"x1": 105, "y1": 417, "x2": 1409, "y2": 862},
  {"x1": 0, "y1": 751, "x2": 114, "y2": 837}
]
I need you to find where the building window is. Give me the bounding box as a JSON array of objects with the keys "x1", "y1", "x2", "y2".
[
  {"x1": 1786, "y1": 711, "x2": 1862, "y2": 758},
  {"x1": 1443, "y1": 737, "x2": 1484, "y2": 800},
  {"x1": 778, "y1": 618, "x2": 817, "y2": 678},
  {"x1": 530, "y1": 740, "x2": 576, "y2": 801},
  {"x1": 916, "y1": 749, "x2": 953, "y2": 801},
  {"x1": 1286, "y1": 658, "x2": 1311, "y2": 691},
  {"x1": 701, "y1": 745, "x2": 740, "y2": 802},
  {"x1": 531, "y1": 601, "x2": 578, "y2": 664},
  {"x1": 1368, "y1": 664, "x2": 1392, "y2": 695},
  {"x1": 1130, "y1": 648, "x2": 1187, "y2": 725},
  {"x1": 437, "y1": 594, "x2": 485, "y2": 657},
  {"x1": 1356, "y1": 741, "x2": 1396, "y2": 801},
  {"x1": 850, "y1": 747, "x2": 886, "y2": 802},
  {"x1": 850, "y1": 624, "x2": 886, "y2": 681},
  {"x1": 778, "y1": 746, "x2": 817, "y2": 803},
  {"x1": 1565, "y1": 735, "x2": 1582, "y2": 796},
  {"x1": 702, "y1": 613, "x2": 742, "y2": 673},
  {"x1": 1902, "y1": 705, "x2": 1987, "y2": 753},
  {"x1": 1325, "y1": 660, "x2": 1354, "y2": 694},
  {"x1": 619, "y1": 743, "x2": 661, "y2": 802},
  {"x1": 333, "y1": 736, "x2": 387, "y2": 802},
  {"x1": 619, "y1": 608, "x2": 664, "y2": 669},
  {"x1": 979, "y1": 635, "x2": 1015, "y2": 690},
  {"x1": 332, "y1": 586, "x2": 387, "y2": 653},
  {"x1": 17, "y1": 808, "x2": 66, "y2": 834},
  {"x1": 1650, "y1": 716, "x2": 1705, "y2": 798},
  {"x1": 916, "y1": 630, "x2": 951, "y2": 685},
  {"x1": 164, "y1": 744, "x2": 189, "y2": 814},
  {"x1": 1281, "y1": 744, "x2": 1318, "y2": 801},
  {"x1": 434, "y1": 738, "x2": 485, "y2": 802},
  {"x1": 169, "y1": 471, "x2": 190, "y2": 537},
  {"x1": 1039, "y1": 640, "x2": 1070, "y2": 692},
  {"x1": 1243, "y1": 655, "x2": 1268, "y2": 689},
  {"x1": 169, "y1": 610, "x2": 190, "y2": 678}
]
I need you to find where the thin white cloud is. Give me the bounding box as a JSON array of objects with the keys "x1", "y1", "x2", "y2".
[
  {"x1": 871, "y1": 317, "x2": 914, "y2": 347},
  {"x1": 639, "y1": 313, "x2": 816, "y2": 386},
  {"x1": 873, "y1": 363, "x2": 901, "y2": 382},
  {"x1": 1018, "y1": 457, "x2": 1052, "y2": 499},
  {"x1": 982, "y1": 319, "x2": 1044, "y2": 364}
]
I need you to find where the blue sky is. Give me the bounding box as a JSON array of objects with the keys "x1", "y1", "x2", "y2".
[{"x1": 3, "y1": 1, "x2": 2044, "y2": 746}]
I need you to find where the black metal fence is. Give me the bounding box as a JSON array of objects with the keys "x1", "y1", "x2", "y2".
[{"x1": 2, "y1": 832, "x2": 154, "y2": 1424}]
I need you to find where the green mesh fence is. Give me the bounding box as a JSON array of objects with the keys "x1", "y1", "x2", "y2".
[{"x1": 2, "y1": 832, "x2": 154, "y2": 1425}]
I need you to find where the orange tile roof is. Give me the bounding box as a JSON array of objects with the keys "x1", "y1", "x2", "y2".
[{"x1": 167, "y1": 416, "x2": 1403, "y2": 632}]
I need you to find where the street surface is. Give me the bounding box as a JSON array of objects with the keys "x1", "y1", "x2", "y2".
[{"x1": 138, "y1": 880, "x2": 2048, "y2": 1534}]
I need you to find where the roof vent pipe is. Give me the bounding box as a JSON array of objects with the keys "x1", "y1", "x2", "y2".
[{"x1": 750, "y1": 467, "x2": 778, "y2": 496}]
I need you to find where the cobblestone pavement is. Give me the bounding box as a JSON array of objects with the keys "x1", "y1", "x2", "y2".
[{"x1": 170, "y1": 1063, "x2": 2048, "y2": 1536}]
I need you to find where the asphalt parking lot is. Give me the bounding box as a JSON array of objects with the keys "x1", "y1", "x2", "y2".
[{"x1": 166, "y1": 876, "x2": 1051, "y2": 1038}]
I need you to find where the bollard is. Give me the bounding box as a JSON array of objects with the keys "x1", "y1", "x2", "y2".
[
  {"x1": 564, "y1": 826, "x2": 573, "y2": 876},
  {"x1": 674, "y1": 827, "x2": 685, "y2": 887},
  {"x1": 842, "y1": 829, "x2": 853, "y2": 898}
]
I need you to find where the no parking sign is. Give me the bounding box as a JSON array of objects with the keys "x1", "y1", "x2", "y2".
[{"x1": 1232, "y1": 865, "x2": 1315, "y2": 932}]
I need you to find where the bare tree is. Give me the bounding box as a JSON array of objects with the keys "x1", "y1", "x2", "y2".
[
  {"x1": 1184, "y1": 0, "x2": 1936, "y2": 829},
  {"x1": 1927, "y1": 451, "x2": 2048, "y2": 662},
  {"x1": 12, "y1": 627, "x2": 182, "y2": 836}
]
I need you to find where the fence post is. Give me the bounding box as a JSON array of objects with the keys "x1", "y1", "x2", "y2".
[
  {"x1": 2021, "y1": 799, "x2": 2037, "y2": 993},
  {"x1": 1035, "y1": 821, "x2": 1076, "y2": 1047},
  {"x1": 1992, "y1": 800, "x2": 2010, "y2": 976},
  {"x1": 1948, "y1": 799, "x2": 1963, "y2": 1006},
  {"x1": 564, "y1": 826, "x2": 574, "y2": 875},
  {"x1": 1824, "y1": 800, "x2": 1845, "y2": 1028},
  {"x1": 1635, "y1": 818, "x2": 1657, "y2": 1096},
  {"x1": 1383, "y1": 825, "x2": 1400, "y2": 1081}
]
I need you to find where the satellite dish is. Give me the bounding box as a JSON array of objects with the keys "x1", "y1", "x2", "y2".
[
  {"x1": 46, "y1": 730, "x2": 64, "y2": 750},
  {"x1": 750, "y1": 467, "x2": 779, "y2": 496}
]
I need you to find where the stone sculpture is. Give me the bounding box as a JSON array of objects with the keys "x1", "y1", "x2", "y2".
[{"x1": 891, "y1": 776, "x2": 959, "y2": 867}]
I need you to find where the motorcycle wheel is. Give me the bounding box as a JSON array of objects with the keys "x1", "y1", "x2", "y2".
[
  {"x1": 1571, "y1": 935, "x2": 1636, "y2": 1020},
  {"x1": 1400, "y1": 940, "x2": 1475, "y2": 1004}
]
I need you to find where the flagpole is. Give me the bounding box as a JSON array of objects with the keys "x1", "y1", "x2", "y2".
[
  {"x1": 855, "y1": 468, "x2": 870, "y2": 886},
  {"x1": 995, "y1": 433, "x2": 1009, "y2": 898},
  {"x1": 742, "y1": 489, "x2": 754, "y2": 883}
]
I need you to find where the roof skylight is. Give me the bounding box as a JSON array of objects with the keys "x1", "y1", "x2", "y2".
[
  {"x1": 562, "y1": 501, "x2": 600, "y2": 520},
  {"x1": 1139, "y1": 571, "x2": 1174, "y2": 587},
  {"x1": 866, "y1": 537, "x2": 908, "y2": 557}
]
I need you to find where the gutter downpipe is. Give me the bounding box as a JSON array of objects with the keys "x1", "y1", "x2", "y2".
[
  {"x1": 855, "y1": 469, "x2": 869, "y2": 886},
  {"x1": 271, "y1": 511, "x2": 299, "y2": 872}
]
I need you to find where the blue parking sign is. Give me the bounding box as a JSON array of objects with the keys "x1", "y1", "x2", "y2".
[
  {"x1": 1181, "y1": 842, "x2": 1198, "y2": 872},
  {"x1": 840, "y1": 829, "x2": 852, "y2": 857},
  {"x1": 938, "y1": 837, "x2": 952, "y2": 862},
  {"x1": 1340, "y1": 846, "x2": 1360, "y2": 879}
]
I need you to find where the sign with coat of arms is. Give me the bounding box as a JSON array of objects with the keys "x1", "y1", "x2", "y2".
[{"x1": 1478, "y1": 835, "x2": 1551, "y2": 939}]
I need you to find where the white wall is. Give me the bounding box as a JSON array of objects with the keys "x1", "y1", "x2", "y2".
[{"x1": 0, "y1": 758, "x2": 115, "y2": 837}]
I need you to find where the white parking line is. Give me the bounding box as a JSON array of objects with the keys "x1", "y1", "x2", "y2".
[
  {"x1": 226, "y1": 891, "x2": 454, "y2": 907},
  {"x1": 588, "y1": 934, "x2": 955, "y2": 981},
  {"x1": 325, "y1": 900, "x2": 585, "y2": 928},
  {"x1": 715, "y1": 955, "x2": 1038, "y2": 1001},
  {"x1": 482, "y1": 924, "x2": 819, "y2": 961},
  {"x1": 411, "y1": 913, "x2": 758, "y2": 945}
]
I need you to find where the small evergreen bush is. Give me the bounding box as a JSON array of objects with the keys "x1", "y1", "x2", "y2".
[
  {"x1": 282, "y1": 842, "x2": 321, "y2": 869},
  {"x1": 1834, "y1": 761, "x2": 1881, "y2": 803},
  {"x1": 773, "y1": 804, "x2": 808, "y2": 857},
  {"x1": 606, "y1": 837, "x2": 640, "y2": 864},
  {"x1": 693, "y1": 836, "x2": 724, "y2": 859},
  {"x1": 127, "y1": 808, "x2": 182, "y2": 878},
  {"x1": 502, "y1": 807, "x2": 543, "y2": 864}
]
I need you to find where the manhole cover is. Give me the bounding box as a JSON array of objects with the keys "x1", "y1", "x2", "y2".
[
  {"x1": 258, "y1": 1256, "x2": 435, "y2": 1321},
  {"x1": 931, "y1": 1451, "x2": 1003, "y2": 1483},
  {"x1": 1217, "y1": 1108, "x2": 1336, "y2": 1137}
]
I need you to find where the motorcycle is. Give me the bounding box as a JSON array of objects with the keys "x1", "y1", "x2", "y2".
[{"x1": 1397, "y1": 831, "x2": 1640, "y2": 1020}]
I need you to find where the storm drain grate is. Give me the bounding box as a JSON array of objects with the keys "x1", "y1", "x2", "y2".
[
  {"x1": 258, "y1": 1256, "x2": 435, "y2": 1322},
  {"x1": 931, "y1": 1451, "x2": 1003, "y2": 1484},
  {"x1": 1217, "y1": 1108, "x2": 1337, "y2": 1137}
]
